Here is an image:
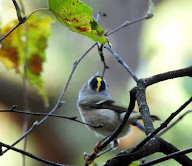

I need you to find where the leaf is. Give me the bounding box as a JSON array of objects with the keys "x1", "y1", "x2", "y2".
[
  {"x1": 48, "y1": 0, "x2": 108, "y2": 44},
  {"x1": 0, "y1": 14, "x2": 53, "y2": 106},
  {"x1": 128, "y1": 161, "x2": 141, "y2": 166}
]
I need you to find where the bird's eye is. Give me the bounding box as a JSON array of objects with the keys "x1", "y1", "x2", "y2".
[
  {"x1": 89, "y1": 76, "x2": 106, "y2": 92},
  {"x1": 99, "y1": 79, "x2": 106, "y2": 91}
]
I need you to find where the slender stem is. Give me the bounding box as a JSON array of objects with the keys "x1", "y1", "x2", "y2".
[
  {"x1": 0, "y1": 108, "x2": 102, "y2": 128},
  {"x1": 139, "y1": 147, "x2": 192, "y2": 166},
  {"x1": 146, "y1": 0, "x2": 154, "y2": 18},
  {"x1": 97, "y1": 43, "x2": 109, "y2": 78},
  {"x1": 158, "y1": 110, "x2": 192, "y2": 136},
  {"x1": 12, "y1": 0, "x2": 24, "y2": 22},
  {"x1": 17, "y1": 0, "x2": 29, "y2": 165},
  {"x1": 104, "y1": 45, "x2": 138, "y2": 82},
  {"x1": 106, "y1": 0, "x2": 154, "y2": 37},
  {"x1": 18, "y1": 0, "x2": 25, "y2": 15},
  {"x1": 106, "y1": 16, "x2": 148, "y2": 37},
  {"x1": 0, "y1": 142, "x2": 68, "y2": 166},
  {"x1": 0, "y1": 8, "x2": 48, "y2": 42},
  {"x1": 26, "y1": 8, "x2": 49, "y2": 20},
  {"x1": 0, "y1": 22, "x2": 21, "y2": 42}
]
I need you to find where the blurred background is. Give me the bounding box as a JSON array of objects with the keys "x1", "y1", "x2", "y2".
[{"x1": 0, "y1": 0, "x2": 192, "y2": 165}]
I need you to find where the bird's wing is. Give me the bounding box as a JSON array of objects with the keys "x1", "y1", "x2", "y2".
[
  {"x1": 79, "y1": 99, "x2": 137, "y2": 114},
  {"x1": 95, "y1": 100, "x2": 138, "y2": 114}
]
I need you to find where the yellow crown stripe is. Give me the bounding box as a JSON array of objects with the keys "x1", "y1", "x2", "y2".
[{"x1": 96, "y1": 77, "x2": 102, "y2": 92}]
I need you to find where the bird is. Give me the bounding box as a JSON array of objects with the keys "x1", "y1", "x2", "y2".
[{"x1": 77, "y1": 75, "x2": 159, "y2": 151}]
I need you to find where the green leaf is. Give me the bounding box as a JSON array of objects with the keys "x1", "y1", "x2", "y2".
[
  {"x1": 0, "y1": 14, "x2": 53, "y2": 106},
  {"x1": 128, "y1": 161, "x2": 141, "y2": 166},
  {"x1": 48, "y1": 0, "x2": 108, "y2": 44}
]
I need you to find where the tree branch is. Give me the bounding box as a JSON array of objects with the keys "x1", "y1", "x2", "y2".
[
  {"x1": 131, "y1": 96, "x2": 192, "y2": 153},
  {"x1": 159, "y1": 139, "x2": 192, "y2": 166},
  {"x1": 0, "y1": 142, "x2": 69, "y2": 166},
  {"x1": 144, "y1": 66, "x2": 192, "y2": 87},
  {"x1": 106, "y1": 0, "x2": 154, "y2": 36},
  {"x1": 158, "y1": 110, "x2": 192, "y2": 136},
  {"x1": 0, "y1": 0, "x2": 26, "y2": 42},
  {"x1": 104, "y1": 139, "x2": 160, "y2": 166},
  {"x1": 102, "y1": 96, "x2": 192, "y2": 166},
  {"x1": 0, "y1": 106, "x2": 102, "y2": 128},
  {"x1": 97, "y1": 43, "x2": 109, "y2": 77},
  {"x1": 140, "y1": 146, "x2": 192, "y2": 166},
  {"x1": 104, "y1": 45, "x2": 138, "y2": 82}
]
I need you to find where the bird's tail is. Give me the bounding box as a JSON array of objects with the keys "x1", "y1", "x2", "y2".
[
  {"x1": 131, "y1": 115, "x2": 160, "y2": 132},
  {"x1": 132, "y1": 122, "x2": 145, "y2": 131}
]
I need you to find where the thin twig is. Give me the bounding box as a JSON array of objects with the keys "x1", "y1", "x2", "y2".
[
  {"x1": 2, "y1": 43, "x2": 97, "y2": 154},
  {"x1": 19, "y1": 0, "x2": 29, "y2": 164},
  {"x1": 106, "y1": 16, "x2": 146, "y2": 37},
  {"x1": 104, "y1": 45, "x2": 138, "y2": 82},
  {"x1": 146, "y1": 0, "x2": 154, "y2": 19},
  {"x1": 26, "y1": 8, "x2": 49, "y2": 20},
  {"x1": 158, "y1": 110, "x2": 192, "y2": 136},
  {"x1": 131, "y1": 96, "x2": 192, "y2": 153},
  {"x1": 139, "y1": 147, "x2": 192, "y2": 166},
  {"x1": 0, "y1": 142, "x2": 70, "y2": 166},
  {"x1": 0, "y1": 107, "x2": 102, "y2": 128},
  {"x1": 105, "y1": 0, "x2": 154, "y2": 36},
  {"x1": 97, "y1": 43, "x2": 109, "y2": 78},
  {"x1": 0, "y1": 6, "x2": 48, "y2": 42},
  {"x1": 12, "y1": 0, "x2": 25, "y2": 22},
  {"x1": 0, "y1": 22, "x2": 21, "y2": 42},
  {"x1": 0, "y1": 0, "x2": 26, "y2": 42}
]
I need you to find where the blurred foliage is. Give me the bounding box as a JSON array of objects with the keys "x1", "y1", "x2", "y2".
[
  {"x1": 49, "y1": 0, "x2": 108, "y2": 44},
  {"x1": 0, "y1": 14, "x2": 53, "y2": 106}
]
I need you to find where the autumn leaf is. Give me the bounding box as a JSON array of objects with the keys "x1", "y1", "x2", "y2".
[
  {"x1": 0, "y1": 14, "x2": 53, "y2": 106},
  {"x1": 48, "y1": 0, "x2": 108, "y2": 44}
]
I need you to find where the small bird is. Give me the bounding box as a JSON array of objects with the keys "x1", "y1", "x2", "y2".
[{"x1": 77, "y1": 75, "x2": 159, "y2": 150}]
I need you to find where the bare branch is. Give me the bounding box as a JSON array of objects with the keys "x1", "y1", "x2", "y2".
[
  {"x1": 146, "y1": 0, "x2": 154, "y2": 18},
  {"x1": 144, "y1": 66, "x2": 192, "y2": 87},
  {"x1": 0, "y1": 22, "x2": 21, "y2": 42},
  {"x1": 139, "y1": 147, "x2": 192, "y2": 166},
  {"x1": 0, "y1": 107, "x2": 102, "y2": 128},
  {"x1": 131, "y1": 96, "x2": 192, "y2": 153},
  {"x1": 104, "y1": 45, "x2": 138, "y2": 82},
  {"x1": 0, "y1": 142, "x2": 71, "y2": 166},
  {"x1": 12, "y1": 0, "x2": 26, "y2": 22},
  {"x1": 106, "y1": 0, "x2": 154, "y2": 37},
  {"x1": 158, "y1": 110, "x2": 192, "y2": 136},
  {"x1": 106, "y1": 16, "x2": 147, "y2": 37},
  {"x1": 97, "y1": 43, "x2": 109, "y2": 77},
  {"x1": 0, "y1": 0, "x2": 26, "y2": 42}
]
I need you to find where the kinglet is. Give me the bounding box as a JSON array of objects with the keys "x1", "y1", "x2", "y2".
[{"x1": 77, "y1": 75, "x2": 159, "y2": 148}]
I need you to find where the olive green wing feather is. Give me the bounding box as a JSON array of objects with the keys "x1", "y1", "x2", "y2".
[{"x1": 79, "y1": 99, "x2": 137, "y2": 113}]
